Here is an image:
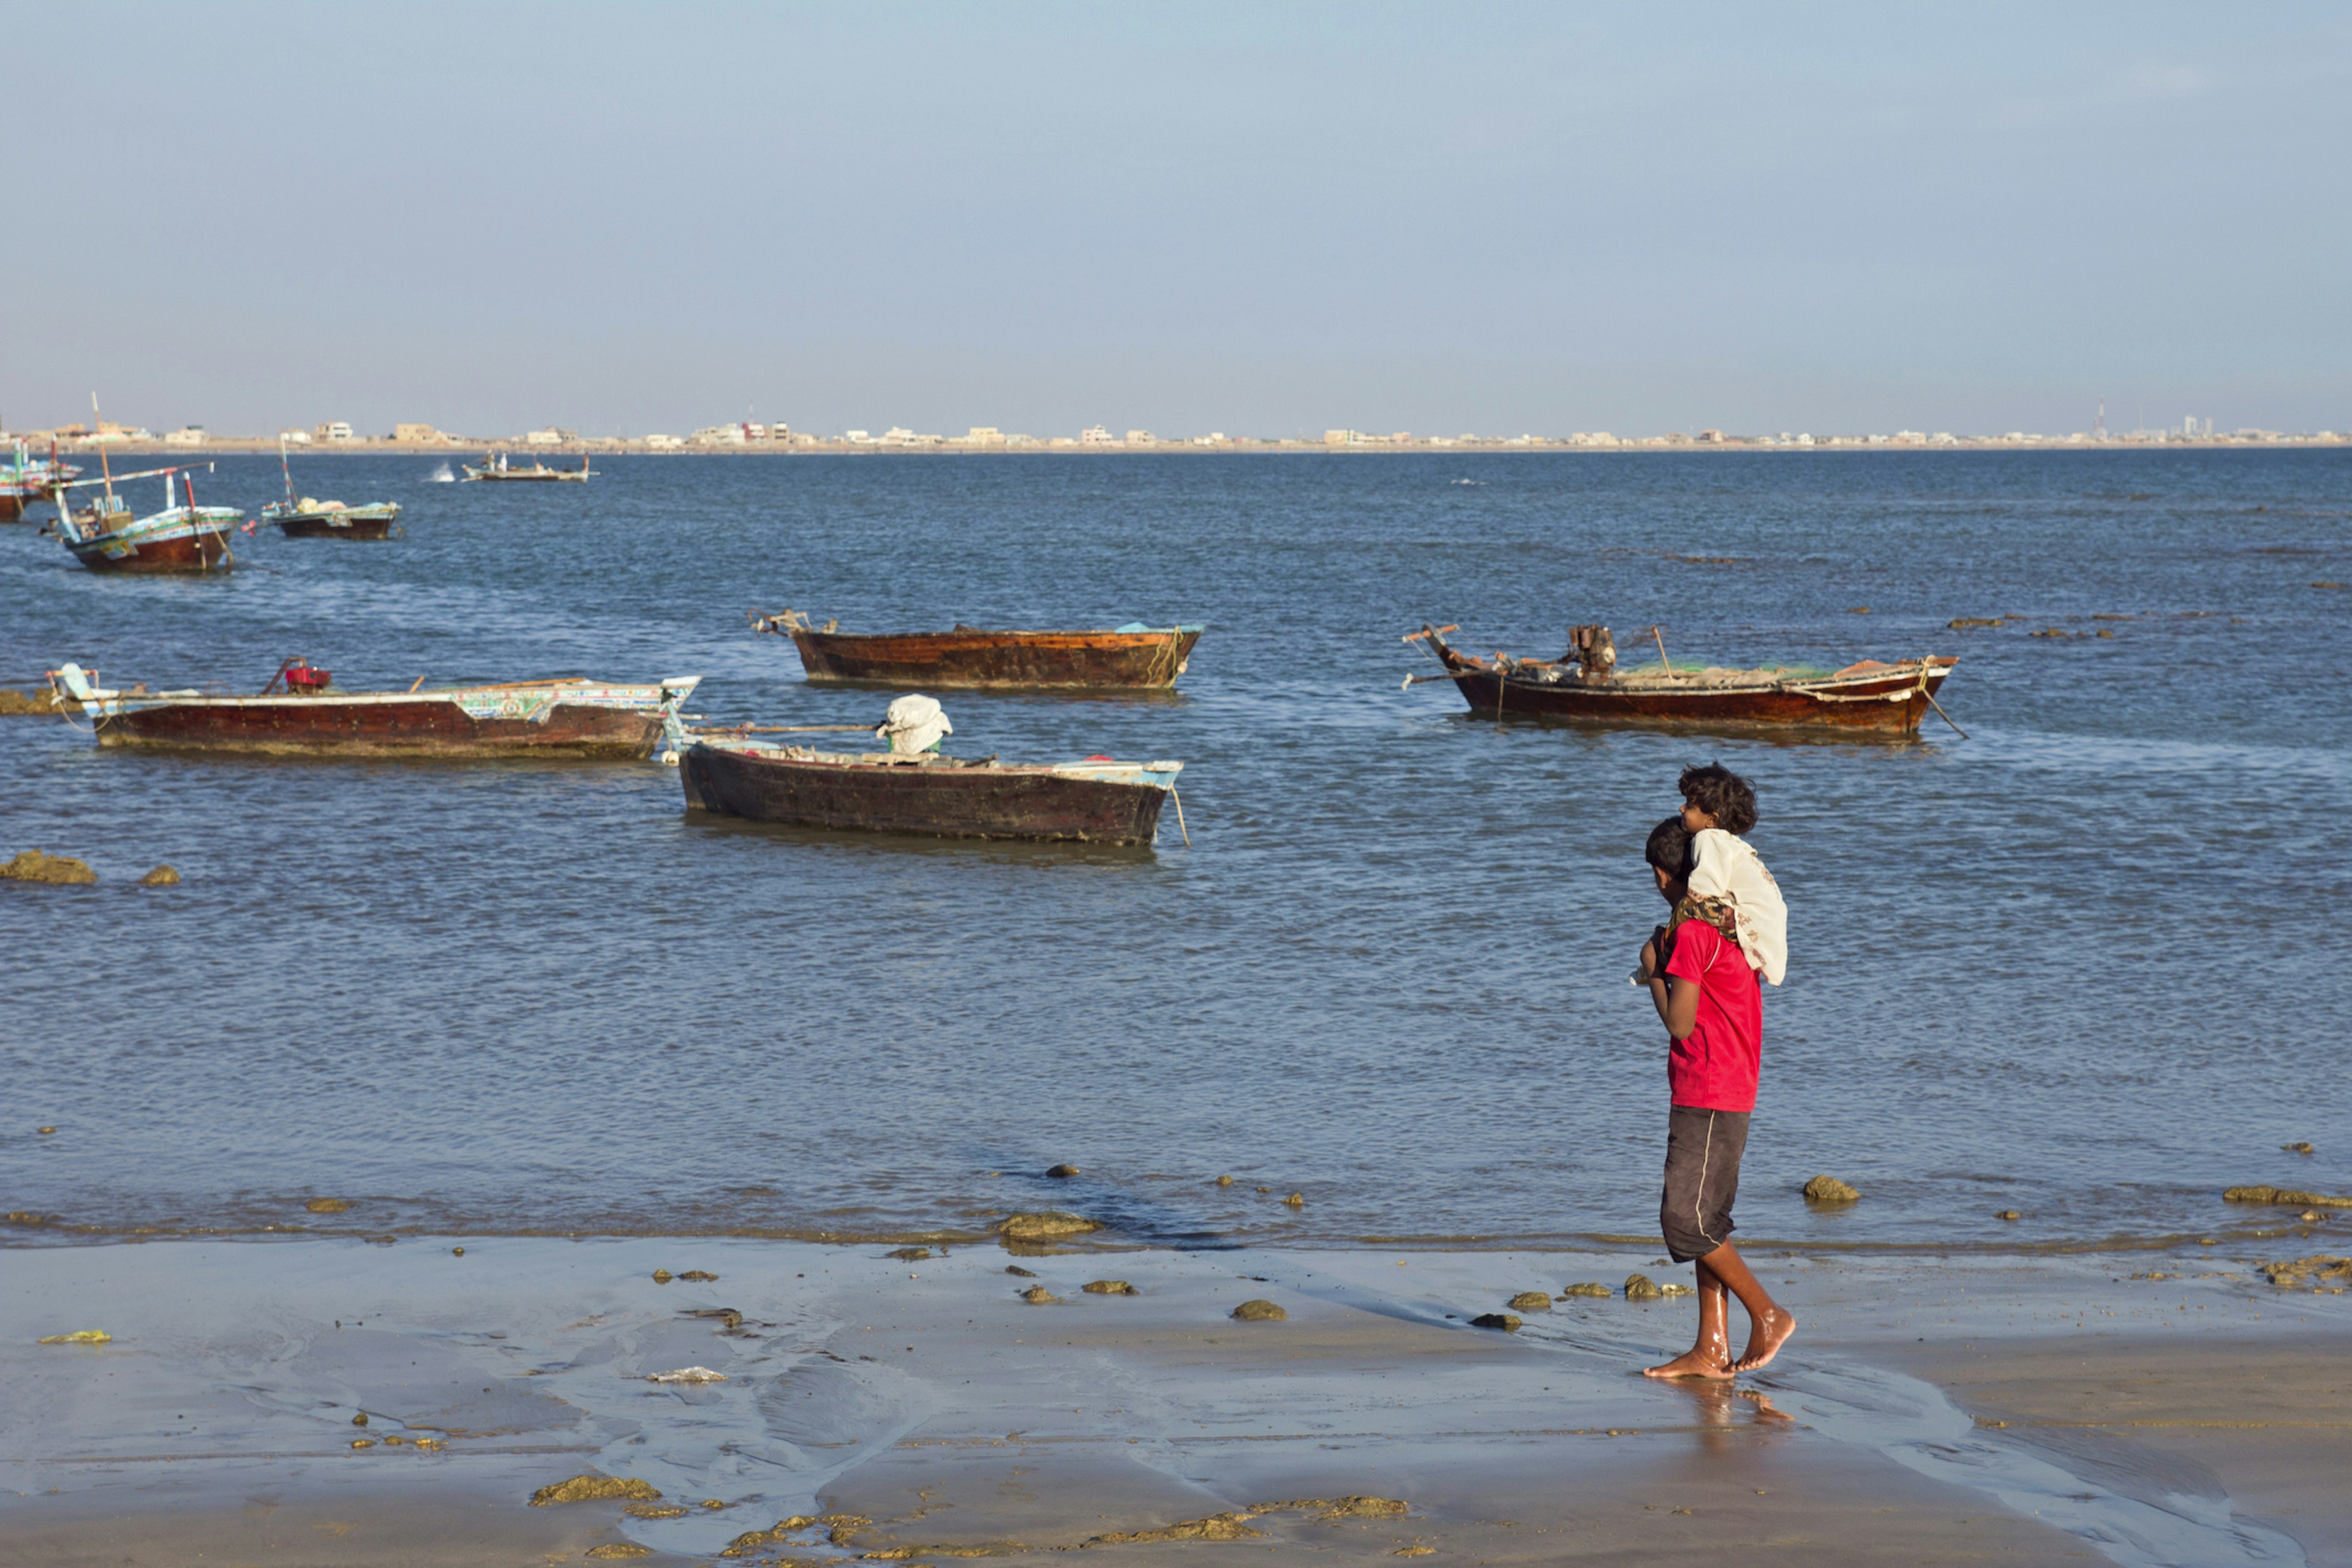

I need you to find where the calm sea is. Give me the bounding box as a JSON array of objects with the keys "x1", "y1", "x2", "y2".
[{"x1": 2, "y1": 452, "x2": 2346, "y2": 1256}]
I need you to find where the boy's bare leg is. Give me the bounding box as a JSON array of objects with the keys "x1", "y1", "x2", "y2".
[
  {"x1": 1703, "y1": 1239, "x2": 1798, "y2": 1370},
  {"x1": 1642, "y1": 1258, "x2": 1734, "y2": 1379}
]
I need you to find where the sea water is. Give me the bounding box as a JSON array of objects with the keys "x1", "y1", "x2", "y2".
[{"x1": 2, "y1": 452, "x2": 2346, "y2": 1254}]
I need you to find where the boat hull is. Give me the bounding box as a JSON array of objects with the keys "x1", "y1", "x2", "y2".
[
  {"x1": 0, "y1": 492, "x2": 28, "y2": 524},
  {"x1": 1442, "y1": 661, "x2": 1953, "y2": 735},
  {"x1": 66, "y1": 524, "x2": 234, "y2": 574},
  {"x1": 786, "y1": 627, "x2": 1202, "y2": 690},
  {"x1": 682, "y1": 744, "x2": 1172, "y2": 844},
  {"x1": 273, "y1": 504, "x2": 400, "y2": 539},
  {"x1": 88, "y1": 692, "x2": 671, "y2": 759}
]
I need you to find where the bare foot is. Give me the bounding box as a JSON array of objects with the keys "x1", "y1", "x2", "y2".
[
  {"x1": 1643, "y1": 1347, "x2": 1735, "y2": 1380},
  {"x1": 1732, "y1": 1308, "x2": 1796, "y2": 1371}
]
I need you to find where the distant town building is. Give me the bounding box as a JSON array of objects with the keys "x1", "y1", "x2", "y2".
[
  {"x1": 963, "y1": 426, "x2": 1005, "y2": 446},
  {"x1": 1079, "y1": 425, "x2": 1114, "y2": 445},
  {"x1": 523, "y1": 427, "x2": 576, "y2": 445},
  {"x1": 280, "y1": 429, "x2": 312, "y2": 444},
  {"x1": 315, "y1": 421, "x2": 354, "y2": 442},
  {"x1": 1124, "y1": 429, "x2": 1155, "y2": 444},
  {"x1": 644, "y1": 434, "x2": 684, "y2": 449},
  {"x1": 162, "y1": 426, "x2": 206, "y2": 447},
  {"x1": 845, "y1": 430, "x2": 872, "y2": 443},
  {"x1": 393, "y1": 423, "x2": 442, "y2": 444},
  {"x1": 689, "y1": 425, "x2": 747, "y2": 445}
]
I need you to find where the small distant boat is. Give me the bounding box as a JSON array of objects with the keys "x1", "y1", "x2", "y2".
[
  {"x1": 462, "y1": 450, "x2": 592, "y2": 482},
  {"x1": 677, "y1": 696, "x2": 1183, "y2": 844},
  {"x1": 0, "y1": 443, "x2": 82, "y2": 522},
  {"x1": 750, "y1": 609, "x2": 1204, "y2": 691},
  {"x1": 47, "y1": 464, "x2": 238, "y2": 574},
  {"x1": 1406, "y1": 622, "x2": 1959, "y2": 736},
  {"x1": 263, "y1": 437, "x2": 401, "y2": 538},
  {"x1": 47, "y1": 662, "x2": 701, "y2": 759}
]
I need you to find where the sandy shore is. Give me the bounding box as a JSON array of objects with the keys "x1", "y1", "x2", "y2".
[{"x1": 5, "y1": 1237, "x2": 2346, "y2": 1566}]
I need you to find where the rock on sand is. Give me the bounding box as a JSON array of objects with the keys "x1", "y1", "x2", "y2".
[
  {"x1": 1507, "y1": 1292, "x2": 1552, "y2": 1311},
  {"x1": 1082, "y1": 1280, "x2": 1139, "y2": 1295},
  {"x1": 997, "y1": 1211, "x2": 1101, "y2": 1240},
  {"x1": 529, "y1": 1474, "x2": 662, "y2": 1506},
  {"x1": 1623, "y1": 1273, "x2": 1664, "y2": 1301},
  {"x1": 1231, "y1": 1299, "x2": 1286, "y2": 1321},
  {"x1": 1469, "y1": 1312, "x2": 1521, "y2": 1331}
]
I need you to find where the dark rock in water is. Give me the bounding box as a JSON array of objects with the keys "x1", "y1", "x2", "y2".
[
  {"x1": 1803, "y1": 1175, "x2": 1861, "y2": 1204},
  {"x1": 677, "y1": 1270, "x2": 718, "y2": 1282},
  {"x1": 1256, "y1": 1186, "x2": 1272, "y2": 1193},
  {"x1": 1507, "y1": 1292, "x2": 1553, "y2": 1312},
  {"x1": 2283, "y1": 1141, "x2": 2315, "y2": 1155},
  {"x1": 1082, "y1": 1280, "x2": 1139, "y2": 1295},
  {"x1": 137, "y1": 865, "x2": 180, "y2": 887},
  {"x1": 1470, "y1": 1312, "x2": 1521, "y2": 1331},
  {"x1": 1283, "y1": 1192, "x2": 1306, "y2": 1207},
  {"x1": 352, "y1": 1412, "x2": 369, "y2": 1426},
  {"x1": 1231, "y1": 1298, "x2": 1286, "y2": 1321},
  {"x1": 1560, "y1": 1282, "x2": 1611, "y2": 1298},
  {"x1": 1019, "y1": 1284, "x2": 1058, "y2": 1305},
  {"x1": 1215, "y1": 1174, "x2": 1234, "y2": 1186},
  {"x1": 651, "y1": 1269, "x2": 673, "y2": 1284},
  {"x1": 1004, "y1": 1265, "x2": 1037, "y2": 1277},
  {"x1": 2227, "y1": 1185, "x2": 2352, "y2": 1209},
  {"x1": 1, "y1": 850, "x2": 97, "y2": 886},
  {"x1": 684, "y1": 1307, "x2": 745, "y2": 1330},
  {"x1": 1623, "y1": 1273, "x2": 1664, "y2": 1301},
  {"x1": 887, "y1": 1247, "x2": 931, "y2": 1261},
  {"x1": 1996, "y1": 1210, "x2": 2022, "y2": 1221},
  {"x1": 0, "y1": 688, "x2": 55, "y2": 716},
  {"x1": 451, "y1": 1246, "x2": 465, "y2": 1255},
  {"x1": 1248, "y1": 1497, "x2": 1409, "y2": 1521},
  {"x1": 997, "y1": 1211, "x2": 1099, "y2": 1240},
  {"x1": 305, "y1": 1197, "x2": 350, "y2": 1214},
  {"x1": 1046, "y1": 1163, "x2": 1080, "y2": 1178}
]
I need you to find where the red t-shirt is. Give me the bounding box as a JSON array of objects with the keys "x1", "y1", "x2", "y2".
[{"x1": 1664, "y1": 921, "x2": 1762, "y2": 1112}]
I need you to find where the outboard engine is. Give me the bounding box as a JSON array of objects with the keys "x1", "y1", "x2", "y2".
[{"x1": 1566, "y1": 624, "x2": 1617, "y2": 679}]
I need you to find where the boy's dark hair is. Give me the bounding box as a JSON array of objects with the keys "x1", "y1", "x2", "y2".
[
  {"x1": 1645, "y1": 816, "x2": 1695, "y2": 881},
  {"x1": 1678, "y1": 761, "x2": 1757, "y2": 835}
]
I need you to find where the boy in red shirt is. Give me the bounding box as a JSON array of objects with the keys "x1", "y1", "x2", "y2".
[{"x1": 1635, "y1": 815, "x2": 1796, "y2": 1379}]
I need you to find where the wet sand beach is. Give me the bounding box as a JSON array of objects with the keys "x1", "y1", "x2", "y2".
[{"x1": 7, "y1": 1237, "x2": 2346, "y2": 1566}]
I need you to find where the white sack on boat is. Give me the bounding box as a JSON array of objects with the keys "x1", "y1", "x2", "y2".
[
  {"x1": 876, "y1": 694, "x2": 951, "y2": 755},
  {"x1": 1689, "y1": 827, "x2": 1787, "y2": 986}
]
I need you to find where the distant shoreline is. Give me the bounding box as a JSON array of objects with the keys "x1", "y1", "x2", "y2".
[{"x1": 17, "y1": 435, "x2": 2349, "y2": 459}]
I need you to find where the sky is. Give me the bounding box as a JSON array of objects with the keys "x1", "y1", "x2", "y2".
[{"x1": 4, "y1": 1, "x2": 2348, "y2": 440}]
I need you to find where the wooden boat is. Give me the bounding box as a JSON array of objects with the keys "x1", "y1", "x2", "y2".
[
  {"x1": 266, "y1": 500, "x2": 401, "y2": 538},
  {"x1": 263, "y1": 437, "x2": 401, "y2": 537},
  {"x1": 462, "y1": 451, "x2": 592, "y2": 482},
  {"x1": 751, "y1": 609, "x2": 1204, "y2": 690},
  {"x1": 47, "y1": 662, "x2": 701, "y2": 759},
  {"x1": 48, "y1": 464, "x2": 238, "y2": 573},
  {"x1": 1407, "y1": 622, "x2": 1959, "y2": 736},
  {"x1": 1, "y1": 444, "x2": 83, "y2": 520},
  {"x1": 679, "y1": 733, "x2": 1182, "y2": 845}
]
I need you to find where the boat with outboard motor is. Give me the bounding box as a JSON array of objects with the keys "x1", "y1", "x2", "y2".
[
  {"x1": 262, "y1": 437, "x2": 401, "y2": 538},
  {"x1": 47, "y1": 661, "x2": 700, "y2": 759},
  {"x1": 1405, "y1": 621, "x2": 1960, "y2": 737},
  {"x1": 462, "y1": 450, "x2": 592, "y2": 482}
]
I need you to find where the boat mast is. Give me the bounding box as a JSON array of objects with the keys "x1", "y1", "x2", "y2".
[
  {"x1": 91, "y1": 391, "x2": 114, "y2": 506},
  {"x1": 279, "y1": 434, "x2": 295, "y2": 508}
]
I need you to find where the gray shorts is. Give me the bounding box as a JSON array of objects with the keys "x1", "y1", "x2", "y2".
[{"x1": 1660, "y1": 1106, "x2": 1749, "y2": 1264}]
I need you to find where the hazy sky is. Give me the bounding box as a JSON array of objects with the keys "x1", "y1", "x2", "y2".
[{"x1": 5, "y1": 2, "x2": 2347, "y2": 439}]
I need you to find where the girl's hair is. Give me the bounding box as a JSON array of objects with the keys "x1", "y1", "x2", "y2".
[
  {"x1": 1645, "y1": 816, "x2": 1696, "y2": 880},
  {"x1": 1678, "y1": 761, "x2": 1758, "y2": 835}
]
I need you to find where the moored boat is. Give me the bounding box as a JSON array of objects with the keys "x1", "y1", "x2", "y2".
[
  {"x1": 1407, "y1": 622, "x2": 1959, "y2": 736},
  {"x1": 677, "y1": 698, "x2": 1182, "y2": 844},
  {"x1": 47, "y1": 663, "x2": 701, "y2": 759},
  {"x1": 263, "y1": 437, "x2": 402, "y2": 537},
  {"x1": 266, "y1": 500, "x2": 402, "y2": 538},
  {"x1": 47, "y1": 464, "x2": 238, "y2": 573},
  {"x1": 462, "y1": 451, "x2": 592, "y2": 482},
  {"x1": 750, "y1": 609, "x2": 1204, "y2": 691},
  {"x1": 0, "y1": 444, "x2": 83, "y2": 522}
]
